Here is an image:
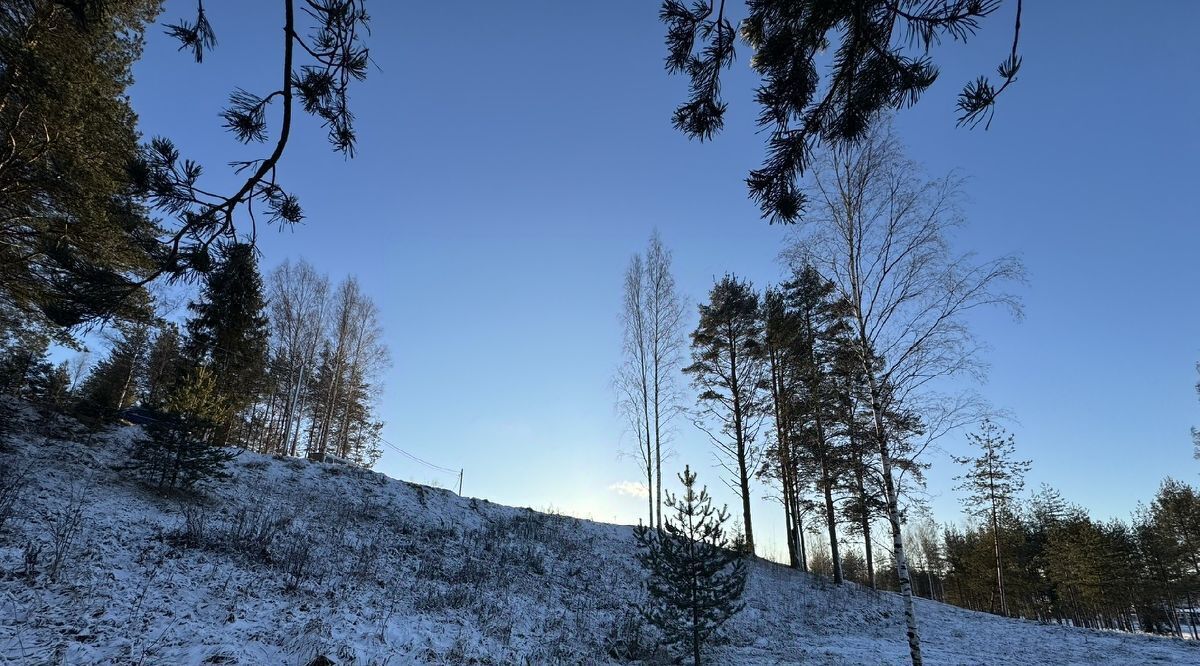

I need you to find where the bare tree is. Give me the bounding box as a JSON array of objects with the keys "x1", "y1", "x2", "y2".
[
  {"x1": 617, "y1": 252, "x2": 654, "y2": 527},
  {"x1": 266, "y1": 259, "x2": 330, "y2": 456},
  {"x1": 66, "y1": 351, "x2": 91, "y2": 394},
  {"x1": 645, "y1": 232, "x2": 686, "y2": 529},
  {"x1": 785, "y1": 125, "x2": 1023, "y2": 666}
]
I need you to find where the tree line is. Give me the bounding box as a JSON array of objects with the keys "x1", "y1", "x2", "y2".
[
  {"x1": 1, "y1": 247, "x2": 390, "y2": 486},
  {"x1": 880, "y1": 420, "x2": 1200, "y2": 639},
  {"x1": 619, "y1": 126, "x2": 1026, "y2": 665}
]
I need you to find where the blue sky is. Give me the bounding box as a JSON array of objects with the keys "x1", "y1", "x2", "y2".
[{"x1": 125, "y1": 1, "x2": 1200, "y2": 559}]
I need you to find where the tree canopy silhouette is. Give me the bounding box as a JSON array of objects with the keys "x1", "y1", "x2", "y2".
[{"x1": 659, "y1": 0, "x2": 1024, "y2": 223}]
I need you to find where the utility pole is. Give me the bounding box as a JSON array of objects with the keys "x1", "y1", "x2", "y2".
[{"x1": 458, "y1": 468, "x2": 463, "y2": 496}]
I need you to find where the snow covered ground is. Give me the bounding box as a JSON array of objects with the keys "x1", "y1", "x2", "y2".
[{"x1": 1, "y1": 407, "x2": 1197, "y2": 664}]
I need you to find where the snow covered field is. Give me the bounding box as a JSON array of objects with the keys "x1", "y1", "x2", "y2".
[{"x1": 1, "y1": 409, "x2": 1197, "y2": 664}]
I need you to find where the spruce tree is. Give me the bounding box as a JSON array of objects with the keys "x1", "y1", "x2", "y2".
[
  {"x1": 634, "y1": 465, "x2": 747, "y2": 666},
  {"x1": 953, "y1": 419, "x2": 1031, "y2": 617},
  {"x1": 685, "y1": 275, "x2": 765, "y2": 554},
  {"x1": 184, "y1": 242, "x2": 269, "y2": 444}
]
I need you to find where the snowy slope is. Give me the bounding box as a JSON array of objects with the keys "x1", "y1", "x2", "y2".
[{"x1": 1, "y1": 408, "x2": 1196, "y2": 665}]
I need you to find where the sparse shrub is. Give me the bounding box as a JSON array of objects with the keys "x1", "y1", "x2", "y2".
[
  {"x1": 23, "y1": 539, "x2": 40, "y2": 578},
  {"x1": 603, "y1": 609, "x2": 653, "y2": 662},
  {"x1": 224, "y1": 503, "x2": 292, "y2": 561},
  {"x1": 46, "y1": 487, "x2": 87, "y2": 581},
  {"x1": 173, "y1": 502, "x2": 210, "y2": 547},
  {"x1": 281, "y1": 538, "x2": 314, "y2": 591},
  {"x1": 0, "y1": 464, "x2": 29, "y2": 537},
  {"x1": 414, "y1": 582, "x2": 475, "y2": 612}
]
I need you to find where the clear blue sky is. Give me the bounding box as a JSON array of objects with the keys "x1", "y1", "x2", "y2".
[{"x1": 126, "y1": 1, "x2": 1200, "y2": 558}]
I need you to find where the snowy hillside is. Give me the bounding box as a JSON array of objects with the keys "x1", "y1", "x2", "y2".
[{"x1": 1, "y1": 409, "x2": 1196, "y2": 665}]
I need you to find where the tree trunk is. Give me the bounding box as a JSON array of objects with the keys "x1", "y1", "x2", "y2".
[
  {"x1": 855, "y1": 461, "x2": 876, "y2": 589},
  {"x1": 727, "y1": 326, "x2": 754, "y2": 554},
  {"x1": 865, "y1": 371, "x2": 922, "y2": 666},
  {"x1": 822, "y1": 457, "x2": 842, "y2": 584}
]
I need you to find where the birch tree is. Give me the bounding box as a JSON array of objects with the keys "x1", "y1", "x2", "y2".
[
  {"x1": 646, "y1": 232, "x2": 686, "y2": 528},
  {"x1": 786, "y1": 125, "x2": 1023, "y2": 665},
  {"x1": 266, "y1": 258, "x2": 329, "y2": 456},
  {"x1": 617, "y1": 252, "x2": 654, "y2": 527},
  {"x1": 618, "y1": 233, "x2": 686, "y2": 529}
]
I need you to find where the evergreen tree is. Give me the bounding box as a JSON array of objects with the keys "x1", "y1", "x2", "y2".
[
  {"x1": 784, "y1": 264, "x2": 852, "y2": 584},
  {"x1": 634, "y1": 466, "x2": 747, "y2": 666},
  {"x1": 658, "y1": 0, "x2": 1025, "y2": 222},
  {"x1": 0, "y1": 0, "x2": 160, "y2": 331},
  {"x1": 130, "y1": 365, "x2": 235, "y2": 489},
  {"x1": 685, "y1": 275, "x2": 765, "y2": 554},
  {"x1": 0, "y1": 319, "x2": 53, "y2": 399},
  {"x1": 184, "y1": 242, "x2": 268, "y2": 443},
  {"x1": 757, "y1": 284, "x2": 812, "y2": 570},
  {"x1": 76, "y1": 321, "x2": 151, "y2": 420},
  {"x1": 144, "y1": 322, "x2": 185, "y2": 407},
  {"x1": 953, "y1": 419, "x2": 1031, "y2": 616}
]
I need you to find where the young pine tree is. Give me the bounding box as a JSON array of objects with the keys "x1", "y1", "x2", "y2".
[
  {"x1": 953, "y1": 420, "x2": 1031, "y2": 617},
  {"x1": 634, "y1": 465, "x2": 747, "y2": 666},
  {"x1": 130, "y1": 365, "x2": 236, "y2": 490}
]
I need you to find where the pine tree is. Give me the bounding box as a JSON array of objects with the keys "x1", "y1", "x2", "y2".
[
  {"x1": 658, "y1": 0, "x2": 1025, "y2": 222},
  {"x1": 953, "y1": 420, "x2": 1031, "y2": 617},
  {"x1": 0, "y1": 320, "x2": 53, "y2": 399},
  {"x1": 184, "y1": 242, "x2": 269, "y2": 444},
  {"x1": 0, "y1": 0, "x2": 160, "y2": 331},
  {"x1": 784, "y1": 264, "x2": 852, "y2": 584},
  {"x1": 76, "y1": 321, "x2": 151, "y2": 421},
  {"x1": 685, "y1": 275, "x2": 765, "y2": 554},
  {"x1": 634, "y1": 465, "x2": 747, "y2": 666},
  {"x1": 758, "y1": 285, "x2": 806, "y2": 569},
  {"x1": 130, "y1": 365, "x2": 235, "y2": 489}
]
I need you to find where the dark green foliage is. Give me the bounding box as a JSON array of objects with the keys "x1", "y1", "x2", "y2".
[
  {"x1": 934, "y1": 480, "x2": 1200, "y2": 636},
  {"x1": 129, "y1": 365, "x2": 235, "y2": 489},
  {"x1": 75, "y1": 321, "x2": 151, "y2": 421},
  {"x1": 780, "y1": 265, "x2": 853, "y2": 583},
  {"x1": 685, "y1": 275, "x2": 765, "y2": 554},
  {"x1": 131, "y1": 410, "x2": 234, "y2": 490},
  {"x1": 634, "y1": 466, "x2": 746, "y2": 666},
  {"x1": 0, "y1": 318, "x2": 54, "y2": 400},
  {"x1": 658, "y1": 0, "x2": 1024, "y2": 222},
  {"x1": 0, "y1": 0, "x2": 161, "y2": 331},
  {"x1": 144, "y1": 322, "x2": 185, "y2": 408},
  {"x1": 184, "y1": 242, "x2": 268, "y2": 442}
]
